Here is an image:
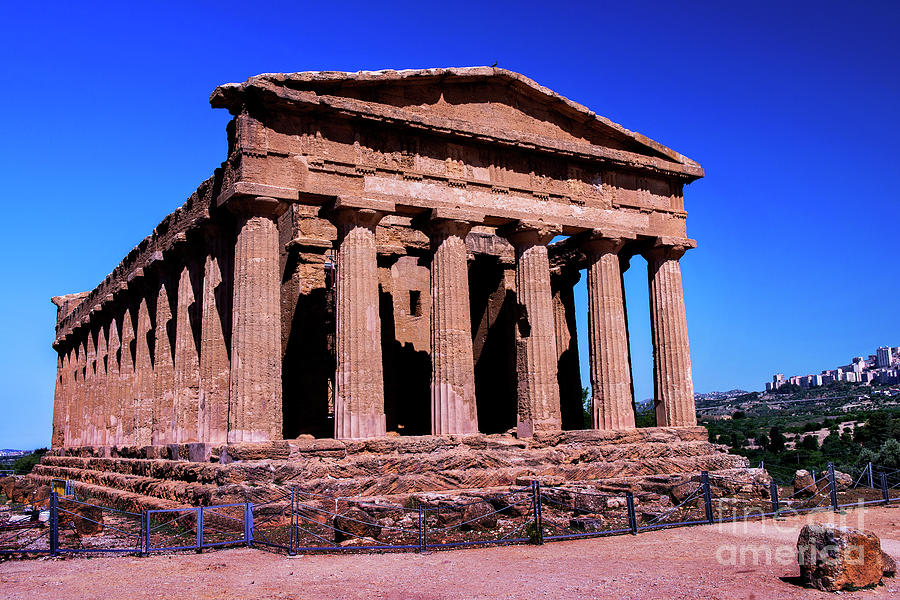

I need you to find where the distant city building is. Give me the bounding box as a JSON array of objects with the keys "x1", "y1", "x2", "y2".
[{"x1": 766, "y1": 345, "x2": 899, "y2": 391}]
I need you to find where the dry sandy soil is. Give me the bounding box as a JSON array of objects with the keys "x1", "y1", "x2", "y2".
[{"x1": 1, "y1": 505, "x2": 898, "y2": 599}]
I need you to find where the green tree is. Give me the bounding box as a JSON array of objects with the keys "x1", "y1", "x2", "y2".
[
  {"x1": 799, "y1": 435, "x2": 819, "y2": 451},
  {"x1": 769, "y1": 427, "x2": 787, "y2": 453},
  {"x1": 13, "y1": 448, "x2": 48, "y2": 475}
]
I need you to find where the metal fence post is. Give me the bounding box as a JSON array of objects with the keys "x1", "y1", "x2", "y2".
[
  {"x1": 288, "y1": 488, "x2": 297, "y2": 556},
  {"x1": 196, "y1": 507, "x2": 204, "y2": 551},
  {"x1": 769, "y1": 481, "x2": 780, "y2": 515},
  {"x1": 245, "y1": 502, "x2": 254, "y2": 548},
  {"x1": 827, "y1": 463, "x2": 839, "y2": 512},
  {"x1": 701, "y1": 471, "x2": 714, "y2": 524},
  {"x1": 867, "y1": 462, "x2": 874, "y2": 489},
  {"x1": 141, "y1": 511, "x2": 149, "y2": 556},
  {"x1": 626, "y1": 491, "x2": 637, "y2": 535},
  {"x1": 881, "y1": 472, "x2": 890, "y2": 504},
  {"x1": 418, "y1": 503, "x2": 427, "y2": 553},
  {"x1": 49, "y1": 491, "x2": 59, "y2": 556},
  {"x1": 530, "y1": 481, "x2": 544, "y2": 545}
]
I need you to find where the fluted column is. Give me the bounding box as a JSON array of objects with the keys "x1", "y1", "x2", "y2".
[
  {"x1": 133, "y1": 297, "x2": 154, "y2": 446},
  {"x1": 174, "y1": 263, "x2": 201, "y2": 443},
  {"x1": 106, "y1": 319, "x2": 121, "y2": 446},
  {"x1": 331, "y1": 208, "x2": 386, "y2": 439},
  {"x1": 119, "y1": 308, "x2": 136, "y2": 446},
  {"x1": 643, "y1": 239, "x2": 696, "y2": 427},
  {"x1": 584, "y1": 234, "x2": 635, "y2": 430},
  {"x1": 51, "y1": 354, "x2": 65, "y2": 448},
  {"x1": 94, "y1": 325, "x2": 108, "y2": 445},
  {"x1": 152, "y1": 280, "x2": 175, "y2": 445},
  {"x1": 83, "y1": 334, "x2": 96, "y2": 446},
  {"x1": 502, "y1": 221, "x2": 562, "y2": 436},
  {"x1": 551, "y1": 269, "x2": 582, "y2": 430},
  {"x1": 199, "y1": 226, "x2": 231, "y2": 444},
  {"x1": 228, "y1": 196, "x2": 288, "y2": 443},
  {"x1": 428, "y1": 218, "x2": 478, "y2": 435}
]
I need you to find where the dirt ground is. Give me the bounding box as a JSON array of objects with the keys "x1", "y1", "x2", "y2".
[{"x1": 1, "y1": 505, "x2": 898, "y2": 600}]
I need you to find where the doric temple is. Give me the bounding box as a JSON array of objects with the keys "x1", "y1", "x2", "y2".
[{"x1": 50, "y1": 68, "x2": 703, "y2": 449}]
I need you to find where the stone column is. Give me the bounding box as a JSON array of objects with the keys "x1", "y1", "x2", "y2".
[
  {"x1": 106, "y1": 319, "x2": 121, "y2": 446},
  {"x1": 551, "y1": 268, "x2": 583, "y2": 430},
  {"x1": 51, "y1": 354, "x2": 65, "y2": 448},
  {"x1": 502, "y1": 222, "x2": 562, "y2": 436},
  {"x1": 228, "y1": 196, "x2": 288, "y2": 443},
  {"x1": 331, "y1": 208, "x2": 387, "y2": 439},
  {"x1": 152, "y1": 280, "x2": 175, "y2": 446},
  {"x1": 84, "y1": 334, "x2": 96, "y2": 446},
  {"x1": 119, "y1": 308, "x2": 136, "y2": 447},
  {"x1": 199, "y1": 226, "x2": 231, "y2": 445},
  {"x1": 428, "y1": 218, "x2": 478, "y2": 435},
  {"x1": 133, "y1": 297, "x2": 154, "y2": 447},
  {"x1": 174, "y1": 263, "x2": 201, "y2": 443},
  {"x1": 584, "y1": 234, "x2": 635, "y2": 430},
  {"x1": 643, "y1": 239, "x2": 697, "y2": 427},
  {"x1": 94, "y1": 326, "x2": 108, "y2": 445}
]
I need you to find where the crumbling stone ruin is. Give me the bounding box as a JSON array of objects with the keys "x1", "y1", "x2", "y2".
[{"x1": 39, "y1": 68, "x2": 742, "y2": 509}]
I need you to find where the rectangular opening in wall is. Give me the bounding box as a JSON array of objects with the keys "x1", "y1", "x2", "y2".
[{"x1": 409, "y1": 290, "x2": 422, "y2": 317}]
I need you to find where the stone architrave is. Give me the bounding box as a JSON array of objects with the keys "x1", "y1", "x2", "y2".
[
  {"x1": 174, "y1": 264, "x2": 201, "y2": 443},
  {"x1": 643, "y1": 239, "x2": 697, "y2": 427},
  {"x1": 331, "y1": 206, "x2": 387, "y2": 439},
  {"x1": 502, "y1": 221, "x2": 563, "y2": 436},
  {"x1": 584, "y1": 233, "x2": 636, "y2": 430},
  {"x1": 199, "y1": 227, "x2": 231, "y2": 445},
  {"x1": 227, "y1": 196, "x2": 288, "y2": 443},
  {"x1": 152, "y1": 279, "x2": 175, "y2": 446},
  {"x1": 106, "y1": 318, "x2": 121, "y2": 446},
  {"x1": 428, "y1": 217, "x2": 478, "y2": 435}
]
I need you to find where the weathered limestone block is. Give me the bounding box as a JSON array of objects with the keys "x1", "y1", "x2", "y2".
[
  {"x1": 584, "y1": 234, "x2": 635, "y2": 430},
  {"x1": 60, "y1": 498, "x2": 105, "y2": 536},
  {"x1": 429, "y1": 218, "x2": 478, "y2": 435},
  {"x1": 333, "y1": 507, "x2": 381, "y2": 543},
  {"x1": 793, "y1": 469, "x2": 816, "y2": 497},
  {"x1": 798, "y1": 524, "x2": 891, "y2": 591},
  {"x1": 644, "y1": 240, "x2": 696, "y2": 427}
]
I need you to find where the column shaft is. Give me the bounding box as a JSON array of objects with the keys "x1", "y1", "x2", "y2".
[
  {"x1": 119, "y1": 308, "x2": 137, "y2": 446},
  {"x1": 333, "y1": 209, "x2": 386, "y2": 439},
  {"x1": 228, "y1": 197, "x2": 285, "y2": 442},
  {"x1": 152, "y1": 281, "x2": 175, "y2": 445},
  {"x1": 585, "y1": 238, "x2": 635, "y2": 430},
  {"x1": 429, "y1": 220, "x2": 478, "y2": 435},
  {"x1": 51, "y1": 355, "x2": 65, "y2": 448},
  {"x1": 199, "y1": 230, "x2": 231, "y2": 444},
  {"x1": 504, "y1": 223, "x2": 562, "y2": 435},
  {"x1": 645, "y1": 244, "x2": 696, "y2": 427},
  {"x1": 174, "y1": 264, "x2": 201, "y2": 443},
  {"x1": 133, "y1": 297, "x2": 154, "y2": 446},
  {"x1": 106, "y1": 319, "x2": 121, "y2": 446}
]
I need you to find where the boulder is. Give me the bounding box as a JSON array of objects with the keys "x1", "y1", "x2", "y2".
[
  {"x1": 60, "y1": 498, "x2": 104, "y2": 536},
  {"x1": 0, "y1": 476, "x2": 15, "y2": 500},
  {"x1": 671, "y1": 480, "x2": 701, "y2": 504},
  {"x1": 10, "y1": 479, "x2": 36, "y2": 504},
  {"x1": 30, "y1": 485, "x2": 52, "y2": 510},
  {"x1": 333, "y1": 508, "x2": 381, "y2": 543},
  {"x1": 797, "y1": 524, "x2": 890, "y2": 591},
  {"x1": 793, "y1": 470, "x2": 816, "y2": 497},
  {"x1": 459, "y1": 501, "x2": 498, "y2": 532},
  {"x1": 883, "y1": 551, "x2": 897, "y2": 577}
]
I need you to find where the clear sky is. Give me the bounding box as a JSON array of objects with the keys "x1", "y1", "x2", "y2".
[{"x1": 1, "y1": 1, "x2": 897, "y2": 449}]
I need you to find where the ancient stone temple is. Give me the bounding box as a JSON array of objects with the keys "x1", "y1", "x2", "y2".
[
  {"x1": 50, "y1": 67, "x2": 701, "y2": 448},
  {"x1": 38, "y1": 69, "x2": 737, "y2": 510}
]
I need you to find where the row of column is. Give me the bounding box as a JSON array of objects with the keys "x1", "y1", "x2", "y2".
[
  {"x1": 53, "y1": 194, "x2": 696, "y2": 447},
  {"x1": 52, "y1": 197, "x2": 284, "y2": 448},
  {"x1": 329, "y1": 205, "x2": 697, "y2": 440}
]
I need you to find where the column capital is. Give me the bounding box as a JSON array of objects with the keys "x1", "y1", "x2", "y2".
[
  {"x1": 642, "y1": 237, "x2": 697, "y2": 261},
  {"x1": 582, "y1": 229, "x2": 636, "y2": 256},
  {"x1": 427, "y1": 217, "x2": 474, "y2": 241},
  {"x1": 499, "y1": 220, "x2": 561, "y2": 249},
  {"x1": 328, "y1": 196, "x2": 394, "y2": 231},
  {"x1": 225, "y1": 195, "x2": 290, "y2": 220}
]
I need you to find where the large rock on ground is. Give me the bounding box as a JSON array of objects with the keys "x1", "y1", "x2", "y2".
[
  {"x1": 817, "y1": 470, "x2": 853, "y2": 492},
  {"x1": 0, "y1": 476, "x2": 15, "y2": 500},
  {"x1": 797, "y1": 524, "x2": 890, "y2": 591},
  {"x1": 10, "y1": 479, "x2": 36, "y2": 504},
  {"x1": 59, "y1": 498, "x2": 105, "y2": 536},
  {"x1": 333, "y1": 508, "x2": 381, "y2": 543},
  {"x1": 793, "y1": 470, "x2": 816, "y2": 497}
]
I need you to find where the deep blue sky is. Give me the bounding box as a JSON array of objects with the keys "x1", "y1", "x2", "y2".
[{"x1": 1, "y1": 1, "x2": 897, "y2": 449}]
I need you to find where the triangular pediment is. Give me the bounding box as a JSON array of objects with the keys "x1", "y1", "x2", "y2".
[{"x1": 211, "y1": 67, "x2": 701, "y2": 176}]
